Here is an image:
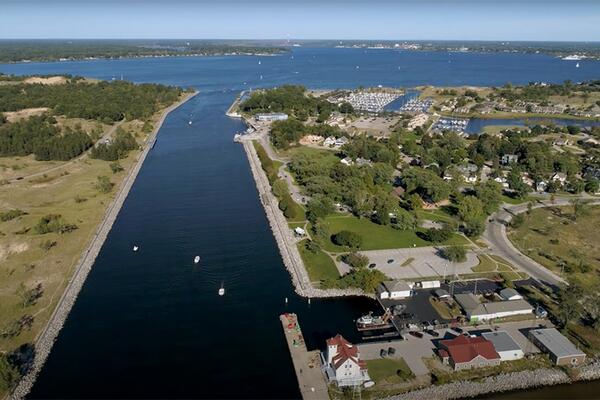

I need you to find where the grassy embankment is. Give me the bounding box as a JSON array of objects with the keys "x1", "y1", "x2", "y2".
[
  {"x1": 508, "y1": 205, "x2": 600, "y2": 289},
  {"x1": 0, "y1": 98, "x2": 187, "y2": 350}
]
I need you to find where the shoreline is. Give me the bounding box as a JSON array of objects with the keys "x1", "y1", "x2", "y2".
[
  {"x1": 389, "y1": 358, "x2": 600, "y2": 400},
  {"x1": 8, "y1": 90, "x2": 198, "y2": 400},
  {"x1": 241, "y1": 138, "x2": 368, "y2": 299}
]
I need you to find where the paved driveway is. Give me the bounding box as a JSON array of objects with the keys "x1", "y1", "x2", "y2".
[{"x1": 337, "y1": 247, "x2": 479, "y2": 279}]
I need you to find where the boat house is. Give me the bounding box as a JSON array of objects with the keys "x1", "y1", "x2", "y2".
[{"x1": 528, "y1": 328, "x2": 587, "y2": 366}]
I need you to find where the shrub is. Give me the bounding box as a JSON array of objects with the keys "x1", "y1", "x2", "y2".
[
  {"x1": 33, "y1": 214, "x2": 77, "y2": 234},
  {"x1": 425, "y1": 225, "x2": 453, "y2": 243},
  {"x1": 40, "y1": 240, "x2": 57, "y2": 251},
  {"x1": 109, "y1": 162, "x2": 124, "y2": 173},
  {"x1": 442, "y1": 245, "x2": 467, "y2": 262},
  {"x1": 332, "y1": 230, "x2": 362, "y2": 249},
  {"x1": 0, "y1": 209, "x2": 26, "y2": 222},
  {"x1": 95, "y1": 175, "x2": 114, "y2": 193},
  {"x1": 341, "y1": 252, "x2": 369, "y2": 269}
]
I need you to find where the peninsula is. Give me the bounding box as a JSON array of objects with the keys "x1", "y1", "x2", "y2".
[
  {"x1": 231, "y1": 84, "x2": 600, "y2": 399},
  {"x1": 0, "y1": 74, "x2": 195, "y2": 397}
]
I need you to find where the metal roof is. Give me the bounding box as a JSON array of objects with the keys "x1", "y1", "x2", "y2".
[
  {"x1": 482, "y1": 331, "x2": 522, "y2": 353},
  {"x1": 383, "y1": 280, "x2": 411, "y2": 292},
  {"x1": 530, "y1": 328, "x2": 586, "y2": 359}
]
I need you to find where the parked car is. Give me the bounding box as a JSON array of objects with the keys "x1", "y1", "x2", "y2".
[
  {"x1": 387, "y1": 259, "x2": 394, "y2": 264},
  {"x1": 425, "y1": 329, "x2": 440, "y2": 337},
  {"x1": 451, "y1": 327, "x2": 463, "y2": 334},
  {"x1": 408, "y1": 331, "x2": 423, "y2": 338},
  {"x1": 387, "y1": 347, "x2": 396, "y2": 355},
  {"x1": 368, "y1": 263, "x2": 377, "y2": 269},
  {"x1": 380, "y1": 349, "x2": 388, "y2": 357}
]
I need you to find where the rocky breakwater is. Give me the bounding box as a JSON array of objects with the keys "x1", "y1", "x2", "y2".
[
  {"x1": 9, "y1": 91, "x2": 198, "y2": 400},
  {"x1": 242, "y1": 140, "x2": 367, "y2": 299},
  {"x1": 391, "y1": 368, "x2": 570, "y2": 400}
]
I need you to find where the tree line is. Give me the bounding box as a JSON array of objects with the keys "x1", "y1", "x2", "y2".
[
  {"x1": 0, "y1": 79, "x2": 183, "y2": 123},
  {"x1": 0, "y1": 115, "x2": 92, "y2": 160}
]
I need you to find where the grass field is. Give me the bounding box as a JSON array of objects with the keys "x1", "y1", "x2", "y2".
[
  {"x1": 508, "y1": 205, "x2": 600, "y2": 288},
  {"x1": 297, "y1": 239, "x2": 339, "y2": 282},
  {"x1": 0, "y1": 98, "x2": 184, "y2": 357},
  {"x1": 365, "y1": 358, "x2": 414, "y2": 385},
  {"x1": 317, "y1": 214, "x2": 467, "y2": 252}
]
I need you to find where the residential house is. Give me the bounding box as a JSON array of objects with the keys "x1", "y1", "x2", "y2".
[
  {"x1": 340, "y1": 157, "x2": 353, "y2": 166},
  {"x1": 529, "y1": 328, "x2": 586, "y2": 367},
  {"x1": 334, "y1": 137, "x2": 349, "y2": 148},
  {"x1": 323, "y1": 334, "x2": 370, "y2": 386},
  {"x1": 551, "y1": 172, "x2": 567, "y2": 185},
  {"x1": 323, "y1": 136, "x2": 336, "y2": 147},
  {"x1": 481, "y1": 331, "x2": 524, "y2": 361},
  {"x1": 501, "y1": 154, "x2": 519, "y2": 165},
  {"x1": 536, "y1": 180, "x2": 548, "y2": 192},
  {"x1": 438, "y1": 335, "x2": 501, "y2": 370}
]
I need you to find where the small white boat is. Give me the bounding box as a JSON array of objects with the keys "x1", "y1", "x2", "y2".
[
  {"x1": 188, "y1": 121, "x2": 192, "y2": 125},
  {"x1": 194, "y1": 256, "x2": 200, "y2": 264},
  {"x1": 218, "y1": 285, "x2": 225, "y2": 296},
  {"x1": 258, "y1": 60, "x2": 261, "y2": 65},
  {"x1": 133, "y1": 245, "x2": 139, "y2": 252},
  {"x1": 576, "y1": 62, "x2": 580, "y2": 68}
]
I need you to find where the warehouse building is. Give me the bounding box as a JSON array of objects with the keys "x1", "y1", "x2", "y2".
[
  {"x1": 482, "y1": 331, "x2": 524, "y2": 361},
  {"x1": 529, "y1": 328, "x2": 586, "y2": 366}
]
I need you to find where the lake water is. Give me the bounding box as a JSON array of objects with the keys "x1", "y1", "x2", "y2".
[{"x1": 2, "y1": 47, "x2": 600, "y2": 398}]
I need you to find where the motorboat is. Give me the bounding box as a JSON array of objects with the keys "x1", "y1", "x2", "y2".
[
  {"x1": 218, "y1": 284, "x2": 225, "y2": 296},
  {"x1": 133, "y1": 245, "x2": 139, "y2": 252},
  {"x1": 194, "y1": 256, "x2": 200, "y2": 264}
]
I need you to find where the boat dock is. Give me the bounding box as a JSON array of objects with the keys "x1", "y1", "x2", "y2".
[{"x1": 279, "y1": 313, "x2": 328, "y2": 400}]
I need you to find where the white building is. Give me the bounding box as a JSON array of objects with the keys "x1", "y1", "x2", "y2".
[
  {"x1": 499, "y1": 288, "x2": 523, "y2": 301},
  {"x1": 340, "y1": 157, "x2": 354, "y2": 166},
  {"x1": 255, "y1": 112, "x2": 288, "y2": 122},
  {"x1": 552, "y1": 172, "x2": 567, "y2": 185},
  {"x1": 482, "y1": 331, "x2": 525, "y2": 361},
  {"x1": 455, "y1": 293, "x2": 533, "y2": 322},
  {"x1": 323, "y1": 136, "x2": 336, "y2": 147},
  {"x1": 377, "y1": 280, "x2": 412, "y2": 300},
  {"x1": 323, "y1": 334, "x2": 370, "y2": 387}
]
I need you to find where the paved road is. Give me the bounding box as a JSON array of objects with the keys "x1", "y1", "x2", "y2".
[{"x1": 483, "y1": 196, "x2": 600, "y2": 288}]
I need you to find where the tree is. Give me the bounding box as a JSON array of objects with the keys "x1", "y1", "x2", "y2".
[
  {"x1": 0, "y1": 354, "x2": 20, "y2": 393},
  {"x1": 341, "y1": 252, "x2": 369, "y2": 269},
  {"x1": 407, "y1": 193, "x2": 423, "y2": 211},
  {"x1": 425, "y1": 225, "x2": 454, "y2": 243},
  {"x1": 332, "y1": 230, "x2": 362, "y2": 249},
  {"x1": 474, "y1": 181, "x2": 503, "y2": 215},
  {"x1": 393, "y1": 208, "x2": 417, "y2": 231},
  {"x1": 457, "y1": 196, "x2": 485, "y2": 224},
  {"x1": 585, "y1": 179, "x2": 599, "y2": 194},
  {"x1": 570, "y1": 198, "x2": 589, "y2": 221},
  {"x1": 442, "y1": 245, "x2": 467, "y2": 262},
  {"x1": 306, "y1": 195, "x2": 334, "y2": 223},
  {"x1": 95, "y1": 175, "x2": 114, "y2": 193},
  {"x1": 557, "y1": 284, "x2": 584, "y2": 327}
]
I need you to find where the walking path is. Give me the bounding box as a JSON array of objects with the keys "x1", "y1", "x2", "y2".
[{"x1": 9, "y1": 91, "x2": 198, "y2": 400}]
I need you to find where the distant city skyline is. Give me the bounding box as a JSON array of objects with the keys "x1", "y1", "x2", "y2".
[{"x1": 1, "y1": 0, "x2": 599, "y2": 41}]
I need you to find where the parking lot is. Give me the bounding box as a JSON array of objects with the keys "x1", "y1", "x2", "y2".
[
  {"x1": 336, "y1": 247, "x2": 479, "y2": 279},
  {"x1": 358, "y1": 319, "x2": 554, "y2": 377},
  {"x1": 378, "y1": 280, "x2": 501, "y2": 331}
]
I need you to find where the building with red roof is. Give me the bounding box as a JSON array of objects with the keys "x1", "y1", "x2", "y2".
[
  {"x1": 438, "y1": 334, "x2": 501, "y2": 370},
  {"x1": 323, "y1": 334, "x2": 370, "y2": 387}
]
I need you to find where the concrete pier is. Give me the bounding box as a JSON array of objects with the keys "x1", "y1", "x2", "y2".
[{"x1": 280, "y1": 314, "x2": 328, "y2": 400}]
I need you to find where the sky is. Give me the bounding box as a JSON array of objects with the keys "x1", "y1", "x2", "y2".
[{"x1": 1, "y1": 0, "x2": 599, "y2": 41}]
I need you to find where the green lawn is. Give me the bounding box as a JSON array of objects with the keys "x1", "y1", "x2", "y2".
[
  {"x1": 417, "y1": 209, "x2": 456, "y2": 224},
  {"x1": 318, "y1": 214, "x2": 467, "y2": 252},
  {"x1": 366, "y1": 358, "x2": 414, "y2": 385},
  {"x1": 501, "y1": 194, "x2": 533, "y2": 205},
  {"x1": 297, "y1": 239, "x2": 340, "y2": 282}
]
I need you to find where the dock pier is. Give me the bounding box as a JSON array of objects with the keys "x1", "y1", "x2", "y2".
[{"x1": 279, "y1": 313, "x2": 328, "y2": 400}]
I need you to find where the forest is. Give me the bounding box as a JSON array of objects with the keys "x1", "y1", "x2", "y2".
[
  {"x1": 0, "y1": 79, "x2": 183, "y2": 123},
  {"x1": 0, "y1": 115, "x2": 93, "y2": 160}
]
